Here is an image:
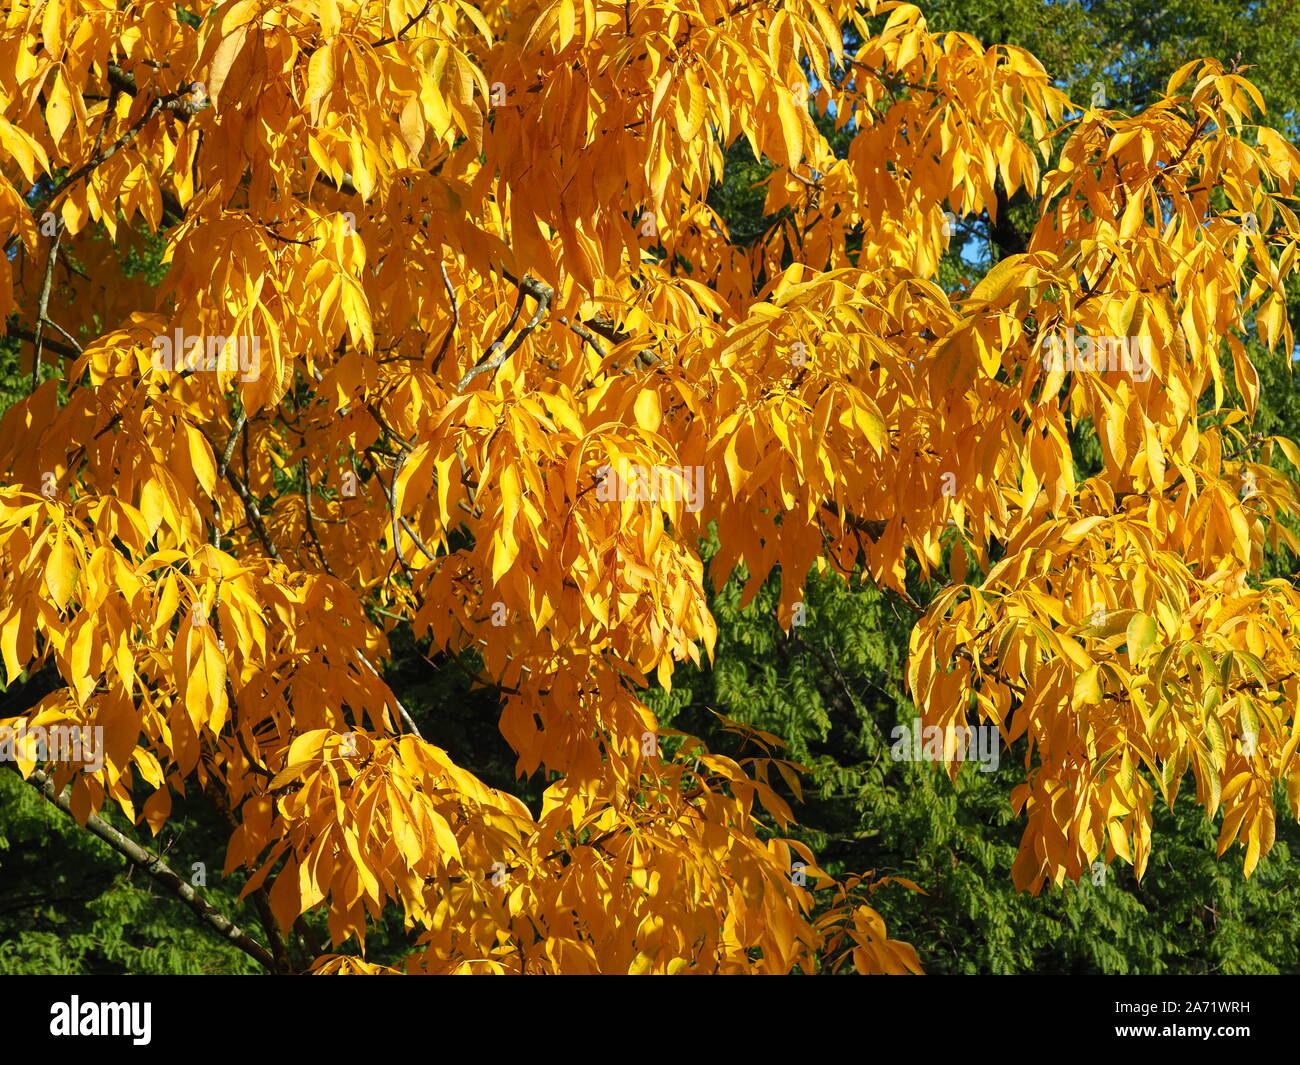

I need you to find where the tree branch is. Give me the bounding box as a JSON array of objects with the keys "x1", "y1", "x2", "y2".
[
  {"x1": 10, "y1": 764, "x2": 278, "y2": 974},
  {"x1": 370, "y1": 0, "x2": 435, "y2": 48},
  {"x1": 356, "y1": 650, "x2": 424, "y2": 739},
  {"x1": 30, "y1": 220, "x2": 64, "y2": 391},
  {"x1": 431, "y1": 261, "x2": 460, "y2": 373},
  {"x1": 457, "y1": 283, "x2": 550, "y2": 391},
  {"x1": 33, "y1": 84, "x2": 203, "y2": 216},
  {"x1": 4, "y1": 324, "x2": 80, "y2": 362}
]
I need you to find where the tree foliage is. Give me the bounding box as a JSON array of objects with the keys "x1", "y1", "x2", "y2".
[{"x1": 1, "y1": 0, "x2": 1299, "y2": 973}]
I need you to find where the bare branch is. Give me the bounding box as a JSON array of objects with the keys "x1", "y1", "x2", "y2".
[
  {"x1": 301, "y1": 457, "x2": 337, "y2": 576},
  {"x1": 40, "y1": 316, "x2": 83, "y2": 355},
  {"x1": 32, "y1": 82, "x2": 205, "y2": 218},
  {"x1": 30, "y1": 220, "x2": 64, "y2": 391},
  {"x1": 431, "y1": 260, "x2": 460, "y2": 373},
  {"x1": 12, "y1": 764, "x2": 278, "y2": 973},
  {"x1": 458, "y1": 284, "x2": 549, "y2": 391},
  {"x1": 356, "y1": 650, "x2": 424, "y2": 739},
  {"x1": 217, "y1": 458, "x2": 284, "y2": 565},
  {"x1": 371, "y1": 0, "x2": 435, "y2": 49},
  {"x1": 5, "y1": 324, "x2": 79, "y2": 361},
  {"x1": 217, "y1": 411, "x2": 248, "y2": 479}
]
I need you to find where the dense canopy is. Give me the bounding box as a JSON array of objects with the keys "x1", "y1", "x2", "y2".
[{"x1": 1, "y1": 0, "x2": 1298, "y2": 973}]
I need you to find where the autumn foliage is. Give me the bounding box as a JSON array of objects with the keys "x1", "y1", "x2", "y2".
[{"x1": 1, "y1": 0, "x2": 1298, "y2": 973}]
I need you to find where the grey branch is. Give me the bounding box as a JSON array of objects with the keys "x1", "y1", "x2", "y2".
[
  {"x1": 457, "y1": 282, "x2": 551, "y2": 391},
  {"x1": 11, "y1": 764, "x2": 277, "y2": 973},
  {"x1": 31, "y1": 80, "x2": 204, "y2": 220},
  {"x1": 30, "y1": 220, "x2": 64, "y2": 391},
  {"x1": 431, "y1": 261, "x2": 459, "y2": 372},
  {"x1": 499, "y1": 269, "x2": 662, "y2": 370},
  {"x1": 356, "y1": 650, "x2": 424, "y2": 739}
]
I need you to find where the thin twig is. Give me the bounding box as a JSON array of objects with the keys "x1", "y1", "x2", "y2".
[
  {"x1": 40, "y1": 316, "x2": 83, "y2": 354},
  {"x1": 30, "y1": 220, "x2": 64, "y2": 391},
  {"x1": 356, "y1": 650, "x2": 424, "y2": 738},
  {"x1": 370, "y1": 0, "x2": 434, "y2": 48},
  {"x1": 431, "y1": 260, "x2": 460, "y2": 373},
  {"x1": 34, "y1": 86, "x2": 201, "y2": 215},
  {"x1": 301, "y1": 458, "x2": 337, "y2": 576}
]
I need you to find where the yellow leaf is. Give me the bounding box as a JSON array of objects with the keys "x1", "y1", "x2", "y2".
[
  {"x1": 633, "y1": 390, "x2": 661, "y2": 434},
  {"x1": 968, "y1": 254, "x2": 1027, "y2": 304},
  {"x1": 558, "y1": 0, "x2": 576, "y2": 49},
  {"x1": 45, "y1": 532, "x2": 77, "y2": 610},
  {"x1": 306, "y1": 39, "x2": 337, "y2": 117},
  {"x1": 774, "y1": 88, "x2": 804, "y2": 170},
  {"x1": 208, "y1": 24, "x2": 250, "y2": 105},
  {"x1": 184, "y1": 424, "x2": 218, "y2": 495},
  {"x1": 1126, "y1": 611, "x2": 1157, "y2": 664},
  {"x1": 1062, "y1": 516, "x2": 1105, "y2": 542},
  {"x1": 142, "y1": 787, "x2": 172, "y2": 835},
  {"x1": 186, "y1": 621, "x2": 228, "y2": 733},
  {"x1": 1073, "y1": 664, "x2": 1103, "y2": 704},
  {"x1": 46, "y1": 69, "x2": 74, "y2": 145}
]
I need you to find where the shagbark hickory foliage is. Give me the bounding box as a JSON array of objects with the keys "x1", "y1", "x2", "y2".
[{"x1": 0, "y1": 0, "x2": 1297, "y2": 973}]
